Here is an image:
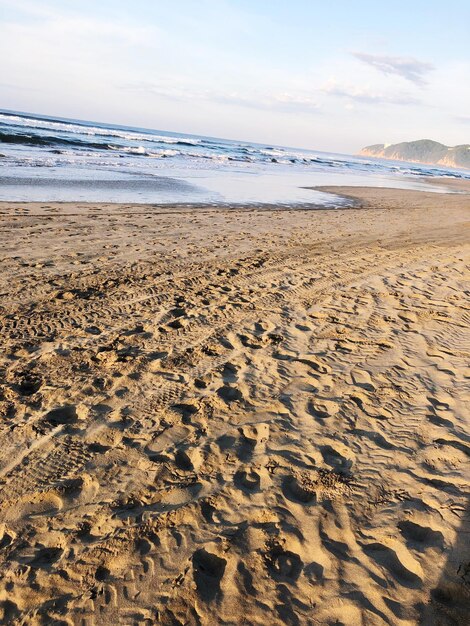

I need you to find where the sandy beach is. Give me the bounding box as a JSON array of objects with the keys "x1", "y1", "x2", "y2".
[{"x1": 0, "y1": 184, "x2": 469, "y2": 625}]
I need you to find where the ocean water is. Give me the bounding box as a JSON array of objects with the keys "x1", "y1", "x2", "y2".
[{"x1": 0, "y1": 109, "x2": 468, "y2": 205}]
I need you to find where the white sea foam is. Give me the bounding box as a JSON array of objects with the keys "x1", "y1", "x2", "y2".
[{"x1": 0, "y1": 113, "x2": 201, "y2": 146}]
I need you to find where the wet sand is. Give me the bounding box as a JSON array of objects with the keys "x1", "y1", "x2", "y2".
[{"x1": 0, "y1": 185, "x2": 469, "y2": 625}]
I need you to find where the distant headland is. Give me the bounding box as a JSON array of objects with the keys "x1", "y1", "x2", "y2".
[{"x1": 359, "y1": 139, "x2": 470, "y2": 169}]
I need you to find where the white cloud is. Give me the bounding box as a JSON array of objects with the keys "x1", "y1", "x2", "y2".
[
  {"x1": 122, "y1": 82, "x2": 320, "y2": 113},
  {"x1": 321, "y1": 79, "x2": 419, "y2": 105},
  {"x1": 352, "y1": 53, "x2": 434, "y2": 86}
]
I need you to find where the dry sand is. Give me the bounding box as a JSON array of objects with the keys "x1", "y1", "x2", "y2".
[{"x1": 0, "y1": 185, "x2": 469, "y2": 625}]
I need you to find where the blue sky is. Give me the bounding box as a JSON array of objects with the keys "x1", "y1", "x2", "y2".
[{"x1": 1, "y1": 0, "x2": 469, "y2": 152}]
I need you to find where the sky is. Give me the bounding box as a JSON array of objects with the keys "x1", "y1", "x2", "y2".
[{"x1": 1, "y1": 0, "x2": 469, "y2": 153}]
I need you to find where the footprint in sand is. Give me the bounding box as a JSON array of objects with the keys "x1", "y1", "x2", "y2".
[
  {"x1": 398, "y1": 520, "x2": 445, "y2": 551},
  {"x1": 217, "y1": 384, "x2": 244, "y2": 404},
  {"x1": 174, "y1": 446, "x2": 203, "y2": 472},
  {"x1": 224, "y1": 424, "x2": 269, "y2": 463},
  {"x1": 0, "y1": 525, "x2": 16, "y2": 549},
  {"x1": 192, "y1": 548, "x2": 227, "y2": 602},
  {"x1": 0, "y1": 600, "x2": 21, "y2": 623},
  {"x1": 16, "y1": 372, "x2": 42, "y2": 396},
  {"x1": 29, "y1": 546, "x2": 63, "y2": 569},
  {"x1": 5, "y1": 492, "x2": 63, "y2": 521},
  {"x1": 234, "y1": 466, "x2": 269, "y2": 493},
  {"x1": 45, "y1": 404, "x2": 88, "y2": 426},
  {"x1": 157, "y1": 482, "x2": 203, "y2": 508},
  {"x1": 362, "y1": 540, "x2": 423, "y2": 587},
  {"x1": 265, "y1": 544, "x2": 304, "y2": 582},
  {"x1": 350, "y1": 368, "x2": 376, "y2": 391},
  {"x1": 308, "y1": 398, "x2": 340, "y2": 420},
  {"x1": 282, "y1": 474, "x2": 317, "y2": 504},
  {"x1": 320, "y1": 444, "x2": 353, "y2": 474},
  {"x1": 238, "y1": 423, "x2": 269, "y2": 451}
]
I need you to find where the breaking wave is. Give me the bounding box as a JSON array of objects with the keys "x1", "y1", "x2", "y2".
[{"x1": 1, "y1": 109, "x2": 469, "y2": 188}]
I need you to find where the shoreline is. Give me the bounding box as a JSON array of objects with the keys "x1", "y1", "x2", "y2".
[
  {"x1": 0, "y1": 184, "x2": 469, "y2": 624},
  {"x1": 0, "y1": 175, "x2": 468, "y2": 212}
]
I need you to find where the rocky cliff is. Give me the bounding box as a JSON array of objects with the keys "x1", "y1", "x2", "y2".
[{"x1": 359, "y1": 139, "x2": 470, "y2": 169}]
